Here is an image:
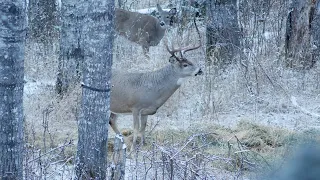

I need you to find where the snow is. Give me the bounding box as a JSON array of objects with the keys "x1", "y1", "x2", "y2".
[{"x1": 22, "y1": 4, "x2": 320, "y2": 178}]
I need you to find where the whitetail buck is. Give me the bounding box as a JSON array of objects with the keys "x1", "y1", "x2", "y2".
[
  {"x1": 109, "y1": 19, "x2": 202, "y2": 152},
  {"x1": 115, "y1": 4, "x2": 177, "y2": 57}
]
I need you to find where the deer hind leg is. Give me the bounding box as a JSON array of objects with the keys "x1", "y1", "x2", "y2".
[
  {"x1": 139, "y1": 115, "x2": 148, "y2": 145},
  {"x1": 109, "y1": 113, "x2": 120, "y2": 135},
  {"x1": 130, "y1": 109, "x2": 141, "y2": 153}
]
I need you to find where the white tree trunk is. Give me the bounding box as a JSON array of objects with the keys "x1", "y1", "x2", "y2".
[
  {"x1": 0, "y1": 0, "x2": 26, "y2": 178},
  {"x1": 74, "y1": 0, "x2": 115, "y2": 179},
  {"x1": 27, "y1": 0, "x2": 57, "y2": 42},
  {"x1": 311, "y1": 0, "x2": 320, "y2": 62},
  {"x1": 56, "y1": 0, "x2": 84, "y2": 96}
]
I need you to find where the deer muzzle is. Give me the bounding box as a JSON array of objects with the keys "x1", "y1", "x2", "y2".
[
  {"x1": 160, "y1": 21, "x2": 165, "y2": 26},
  {"x1": 195, "y1": 69, "x2": 203, "y2": 76}
]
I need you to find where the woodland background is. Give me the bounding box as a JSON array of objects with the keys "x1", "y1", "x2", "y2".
[{"x1": 1, "y1": 0, "x2": 320, "y2": 179}]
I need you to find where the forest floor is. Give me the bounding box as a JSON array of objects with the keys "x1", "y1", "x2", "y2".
[
  {"x1": 23, "y1": 22, "x2": 320, "y2": 179},
  {"x1": 23, "y1": 62, "x2": 320, "y2": 179}
]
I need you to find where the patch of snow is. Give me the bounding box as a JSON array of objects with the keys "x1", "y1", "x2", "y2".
[{"x1": 24, "y1": 77, "x2": 55, "y2": 95}]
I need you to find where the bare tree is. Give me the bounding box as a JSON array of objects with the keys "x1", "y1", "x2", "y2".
[
  {"x1": 206, "y1": 0, "x2": 241, "y2": 68},
  {"x1": 311, "y1": 0, "x2": 320, "y2": 63},
  {"x1": 74, "y1": 0, "x2": 114, "y2": 179},
  {"x1": 56, "y1": 0, "x2": 84, "y2": 96},
  {"x1": 284, "y1": 0, "x2": 318, "y2": 69},
  {"x1": 0, "y1": 0, "x2": 26, "y2": 178},
  {"x1": 27, "y1": 0, "x2": 58, "y2": 42}
]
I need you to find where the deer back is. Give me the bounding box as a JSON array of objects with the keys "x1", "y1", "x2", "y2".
[
  {"x1": 110, "y1": 65, "x2": 181, "y2": 114},
  {"x1": 115, "y1": 6, "x2": 177, "y2": 47}
]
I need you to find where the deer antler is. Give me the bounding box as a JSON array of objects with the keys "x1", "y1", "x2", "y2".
[
  {"x1": 164, "y1": 18, "x2": 201, "y2": 57},
  {"x1": 164, "y1": 38, "x2": 184, "y2": 56},
  {"x1": 181, "y1": 18, "x2": 202, "y2": 55}
]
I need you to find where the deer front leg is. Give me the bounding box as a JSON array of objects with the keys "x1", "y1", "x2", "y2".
[
  {"x1": 139, "y1": 115, "x2": 148, "y2": 145},
  {"x1": 130, "y1": 109, "x2": 140, "y2": 153},
  {"x1": 109, "y1": 113, "x2": 120, "y2": 135},
  {"x1": 142, "y1": 45, "x2": 150, "y2": 59}
]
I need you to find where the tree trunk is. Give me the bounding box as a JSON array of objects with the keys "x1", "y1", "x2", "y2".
[
  {"x1": 285, "y1": 0, "x2": 318, "y2": 69},
  {"x1": 27, "y1": 0, "x2": 58, "y2": 42},
  {"x1": 74, "y1": 0, "x2": 115, "y2": 179},
  {"x1": 56, "y1": 0, "x2": 85, "y2": 96},
  {"x1": 110, "y1": 134, "x2": 126, "y2": 180},
  {"x1": 311, "y1": 0, "x2": 320, "y2": 62},
  {"x1": 0, "y1": 0, "x2": 26, "y2": 179},
  {"x1": 206, "y1": 0, "x2": 241, "y2": 68}
]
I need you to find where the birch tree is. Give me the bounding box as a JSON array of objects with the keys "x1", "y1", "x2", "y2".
[
  {"x1": 56, "y1": 0, "x2": 84, "y2": 96},
  {"x1": 74, "y1": 0, "x2": 114, "y2": 179},
  {"x1": 27, "y1": 0, "x2": 57, "y2": 42},
  {"x1": 0, "y1": 0, "x2": 26, "y2": 178},
  {"x1": 311, "y1": 0, "x2": 320, "y2": 63}
]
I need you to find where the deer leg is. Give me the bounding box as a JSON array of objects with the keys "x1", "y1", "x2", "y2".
[
  {"x1": 131, "y1": 109, "x2": 140, "y2": 153},
  {"x1": 139, "y1": 115, "x2": 148, "y2": 145},
  {"x1": 109, "y1": 113, "x2": 120, "y2": 135},
  {"x1": 142, "y1": 46, "x2": 150, "y2": 59}
]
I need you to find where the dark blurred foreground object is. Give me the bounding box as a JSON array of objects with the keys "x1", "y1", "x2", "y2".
[{"x1": 268, "y1": 144, "x2": 320, "y2": 180}]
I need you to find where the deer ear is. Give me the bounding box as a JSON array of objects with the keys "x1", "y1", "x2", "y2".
[
  {"x1": 157, "y1": 4, "x2": 163, "y2": 13},
  {"x1": 169, "y1": 8, "x2": 177, "y2": 15}
]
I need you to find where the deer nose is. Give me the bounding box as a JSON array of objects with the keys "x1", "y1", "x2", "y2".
[
  {"x1": 160, "y1": 21, "x2": 165, "y2": 26},
  {"x1": 195, "y1": 69, "x2": 203, "y2": 76}
]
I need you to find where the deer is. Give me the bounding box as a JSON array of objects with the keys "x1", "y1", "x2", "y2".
[
  {"x1": 115, "y1": 4, "x2": 177, "y2": 58},
  {"x1": 109, "y1": 19, "x2": 202, "y2": 152}
]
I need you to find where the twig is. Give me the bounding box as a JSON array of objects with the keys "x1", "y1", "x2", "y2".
[
  {"x1": 148, "y1": 118, "x2": 161, "y2": 135},
  {"x1": 170, "y1": 133, "x2": 217, "y2": 160},
  {"x1": 50, "y1": 156, "x2": 74, "y2": 166},
  {"x1": 28, "y1": 140, "x2": 74, "y2": 163},
  {"x1": 47, "y1": 156, "x2": 74, "y2": 179},
  {"x1": 186, "y1": 143, "x2": 211, "y2": 154},
  {"x1": 254, "y1": 54, "x2": 320, "y2": 118},
  {"x1": 234, "y1": 150, "x2": 251, "y2": 154},
  {"x1": 291, "y1": 96, "x2": 320, "y2": 118}
]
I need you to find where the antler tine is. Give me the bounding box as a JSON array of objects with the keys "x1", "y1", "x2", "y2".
[
  {"x1": 164, "y1": 37, "x2": 185, "y2": 56},
  {"x1": 163, "y1": 39, "x2": 172, "y2": 55},
  {"x1": 181, "y1": 18, "x2": 202, "y2": 55},
  {"x1": 164, "y1": 18, "x2": 201, "y2": 57},
  {"x1": 163, "y1": 38, "x2": 173, "y2": 55}
]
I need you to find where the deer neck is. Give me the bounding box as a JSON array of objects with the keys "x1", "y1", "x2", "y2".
[
  {"x1": 142, "y1": 65, "x2": 182, "y2": 96},
  {"x1": 155, "y1": 23, "x2": 166, "y2": 39}
]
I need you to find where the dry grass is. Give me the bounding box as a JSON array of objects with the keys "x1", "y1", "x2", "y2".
[
  {"x1": 106, "y1": 120, "x2": 319, "y2": 179},
  {"x1": 23, "y1": 0, "x2": 320, "y2": 178}
]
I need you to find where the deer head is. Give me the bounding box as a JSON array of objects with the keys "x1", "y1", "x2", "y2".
[
  {"x1": 156, "y1": 4, "x2": 177, "y2": 26},
  {"x1": 164, "y1": 18, "x2": 203, "y2": 77},
  {"x1": 115, "y1": 5, "x2": 177, "y2": 58}
]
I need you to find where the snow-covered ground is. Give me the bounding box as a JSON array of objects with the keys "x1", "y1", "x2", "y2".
[
  {"x1": 23, "y1": 18, "x2": 320, "y2": 179},
  {"x1": 24, "y1": 22, "x2": 320, "y2": 141}
]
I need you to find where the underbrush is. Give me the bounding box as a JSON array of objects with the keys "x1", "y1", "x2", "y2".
[
  {"x1": 108, "y1": 120, "x2": 320, "y2": 179},
  {"x1": 23, "y1": 112, "x2": 320, "y2": 179}
]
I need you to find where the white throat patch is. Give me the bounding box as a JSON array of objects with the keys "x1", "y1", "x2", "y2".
[{"x1": 177, "y1": 78, "x2": 186, "y2": 85}]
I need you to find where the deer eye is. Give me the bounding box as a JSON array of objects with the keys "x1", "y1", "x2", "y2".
[{"x1": 183, "y1": 64, "x2": 188, "y2": 67}]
